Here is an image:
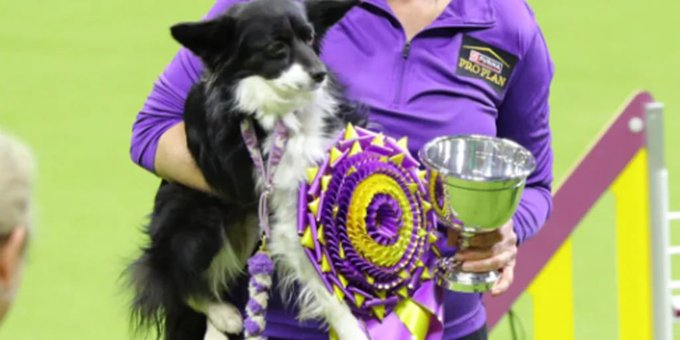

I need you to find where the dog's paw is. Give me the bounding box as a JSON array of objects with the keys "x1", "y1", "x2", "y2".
[
  {"x1": 331, "y1": 319, "x2": 369, "y2": 340},
  {"x1": 204, "y1": 321, "x2": 229, "y2": 340},
  {"x1": 338, "y1": 329, "x2": 369, "y2": 340},
  {"x1": 336, "y1": 329, "x2": 369, "y2": 340},
  {"x1": 207, "y1": 302, "x2": 243, "y2": 334}
]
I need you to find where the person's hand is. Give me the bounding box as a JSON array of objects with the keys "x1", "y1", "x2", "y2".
[{"x1": 447, "y1": 220, "x2": 517, "y2": 296}]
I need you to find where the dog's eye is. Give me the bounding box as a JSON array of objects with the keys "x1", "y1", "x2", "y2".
[
  {"x1": 304, "y1": 33, "x2": 315, "y2": 46},
  {"x1": 302, "y1": 27, "x2": 315, "y2": 46},
  {"x1": 267, "y1": 41, "x2": 288, "y2": 59}
]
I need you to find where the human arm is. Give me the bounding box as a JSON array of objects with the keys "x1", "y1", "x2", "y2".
[
  {"x1": 498, "y1": 28, "x2": 554, "y2": 244},
  {"x1": 153, "y1": 122, "x2": 212, "y2": 192},
  {"x1": 129, "y1": 0, "x2": 236, "y2": 192},
  {"x1": 451, "y1": 27, "x2": 554, "y2": 295}
]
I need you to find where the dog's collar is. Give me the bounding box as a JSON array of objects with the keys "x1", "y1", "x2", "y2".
[{"x1": 240, "y1": 118, "x2": 289, "y2": 241}]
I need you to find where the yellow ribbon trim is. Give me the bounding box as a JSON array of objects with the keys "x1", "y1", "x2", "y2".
[
  {"x1": 307, "y1": 166, "x2": 319, "y2": 184},
  {"x1": 321, "y1": 252, "x2": 331, "y2": 272},
  {"x1": 390, "y1": 153, "x2": 405, "y2": 166},
  {"x1": 330, "y1": 328, "x2": 340, "y2": 340},
  {"x1": 349, "y1": 141, "x2": 363, "y2": 156},
  {"x1": 318, "y1": 224, "x2": 326, "y2": 245},
  {"x1": 322, "y1": 175, "x2": 332, "y2": 192},
  {"x1": 308, "y1": 197, "x2": 321, "y2": 217},
  {"x1": 354, "y1": 293, "x2": 366, "y2": 307},
  {"x1": 344, "y1": 123, "x2": 359, "y2": 140},
  {"x1": 371, "y1": 133, "x2": 385, "y2": 147},
  {"x1": 372, "y1": 304, "x2": 386, "y2": 320},
  {"x1": 301, "y1": 226, "x2": 315, "y2": 250},
  {"x1": 396, "y1": 136, "x2": 409, "y2": 151},
  {"x1": 393, "y1": 298, "x2": 431, "y2": 340},
  {"x1": 330, "y1": 147, "x2": 343, "y2": 165}
]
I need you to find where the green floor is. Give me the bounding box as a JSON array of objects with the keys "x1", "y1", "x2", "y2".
[{"x1": 0, "y1": 0, "x2": 678, "y2": 339}]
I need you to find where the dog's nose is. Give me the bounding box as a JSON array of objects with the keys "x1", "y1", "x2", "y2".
[{"x1": 311, "y1": 71, "x2": 327, "y2": 83}]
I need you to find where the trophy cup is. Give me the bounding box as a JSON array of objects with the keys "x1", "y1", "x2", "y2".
[{"x1": 419, "y1": 135, "x2": 536, "y2": 293}]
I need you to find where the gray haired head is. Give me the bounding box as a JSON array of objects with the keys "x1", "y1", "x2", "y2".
[{"x1": 0, "y1": 130, "x2": 34, "y2": 238}]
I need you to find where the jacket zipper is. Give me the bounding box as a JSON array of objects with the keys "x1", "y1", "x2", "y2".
[
  {"x1": 402, "y1": 42, "x2": 411, "y2": 58},
  {"x1": 393, "y1": 41, "x2": 411, "y2": 106},
  {"x1": 355, "y1": 1, "x2": 443, "y2": 107}
]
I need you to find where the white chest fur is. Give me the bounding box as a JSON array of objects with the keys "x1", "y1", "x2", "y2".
[{"x1": 235, "y1": 73, "x2": 367, "y2": 339}]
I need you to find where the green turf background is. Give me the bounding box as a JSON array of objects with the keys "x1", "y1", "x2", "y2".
[{"x1": 0, "y1": 0, "x2": 678, "y2": 339}]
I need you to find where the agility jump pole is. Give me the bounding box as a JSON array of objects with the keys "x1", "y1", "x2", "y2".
[
  {"x1": 647, "y1": 102, "x2": 674, "y2": 340},
  {"x1": 484, "y1": 91, "x2": 677, "y2": 340}
]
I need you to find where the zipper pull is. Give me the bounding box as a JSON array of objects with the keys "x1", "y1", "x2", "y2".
[{"x1": 402, "y1": 42, "x2": 411, "y2": 59}]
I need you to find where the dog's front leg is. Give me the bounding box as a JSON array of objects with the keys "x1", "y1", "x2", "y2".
[
  {"x1": 188, "y1": 298, "x2": 243, "y2": 338},
  {"x1": 312, "y1": 282, "x2": 369, "y2": 340},
  {"x1": 204, "y1": 320, "x2": 229, "y2": 340},
  {"x1": 270, "y1": 224, "x2": 369, "y2": 340}
]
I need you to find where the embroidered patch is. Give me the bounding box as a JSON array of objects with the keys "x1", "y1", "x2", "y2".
[{"x1": 457, "y1": 36, "x2": 518, "y2": 94}]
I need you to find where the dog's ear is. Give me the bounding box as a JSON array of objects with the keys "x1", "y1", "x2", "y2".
[
  {"x1": 305, "y1": 0, "x2": 359, "y2": 41},
  {"x1": 170, "y1": 19, "x2": 234, "y2": 58}
]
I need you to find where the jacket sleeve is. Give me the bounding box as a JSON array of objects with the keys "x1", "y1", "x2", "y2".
[
  {"x1": 496, "y1": 28, "x2": 555, "y2": 244},
  {"x1": 129, "y1": 0, "x2": 239, "y2": 172}
]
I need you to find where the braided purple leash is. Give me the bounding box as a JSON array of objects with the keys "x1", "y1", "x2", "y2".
[
  {"x1": 240, "y1": 118, "x2": 289, "y2": 339},
  {"x1": 244, "y1": 252, "x2": 274, "y2": 339}
]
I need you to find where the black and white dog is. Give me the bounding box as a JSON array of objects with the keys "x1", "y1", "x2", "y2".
[{"x1": 126, "y1": 0, "x2": 368, "y2": 339}]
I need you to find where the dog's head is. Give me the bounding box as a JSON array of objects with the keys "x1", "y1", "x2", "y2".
[{"x1": 171, "y1": 0, "x2": 358, "y2": 114}]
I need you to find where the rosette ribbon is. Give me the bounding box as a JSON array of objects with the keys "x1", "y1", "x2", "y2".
[{"x1": 298, "y1": 124, "x2": 443, "y2": 340}]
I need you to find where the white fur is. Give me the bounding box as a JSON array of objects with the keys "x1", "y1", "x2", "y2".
[
  {"x1": 206, "y1": 303, "x2": 243, "y2": 335},
  {"x1": 190, "y1": 300, "x2": 243, "y2": 337},
  {"x1": 206, "y1": 243, "x2": 245, "y2": 298},
  {"x1": 272, "y1": 63, "x2": 318, "y2": 92},
  {"x1": 190, "y1": 215, "x2": 259, "y2": 337},
  {"x1": 233, "y1": 64, "x2": 368, "y2": 340},
  {"x1": 206, "y1": 215, "x2": 259, "y2": 298},
  {"x1": 234, "y1": 63, "x2": 323, "y2": 129},
  {"x1": 204, "y1": 320, "x2": 230, "y2": 340}
]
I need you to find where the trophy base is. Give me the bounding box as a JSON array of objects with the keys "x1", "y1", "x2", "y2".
[{"x1": 435, "y1": 268, "x2": 500, "y2": 293}]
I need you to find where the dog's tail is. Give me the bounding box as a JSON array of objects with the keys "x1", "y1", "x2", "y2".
[{"x1": 125, "y1": 252, "x2": 182, "y2": 339}]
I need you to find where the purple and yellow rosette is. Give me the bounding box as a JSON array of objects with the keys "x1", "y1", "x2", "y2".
[{"x1": 298, "y1": 124, "x2": 443, "y2": 340}]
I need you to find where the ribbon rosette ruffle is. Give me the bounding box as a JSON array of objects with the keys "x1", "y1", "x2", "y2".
[{"x1": 298, "y1": 124, "x2": 443, "y2": 340}]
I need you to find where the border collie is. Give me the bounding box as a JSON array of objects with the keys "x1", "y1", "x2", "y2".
[{"x1": 125, "y1": 0, "x2": 368, "y2": 339}]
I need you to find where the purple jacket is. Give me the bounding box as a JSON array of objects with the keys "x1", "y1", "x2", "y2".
[{"x1": 130, "y1": 0, "x2": 553, "y2": 338}]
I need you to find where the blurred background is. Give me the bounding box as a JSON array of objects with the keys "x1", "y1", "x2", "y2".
[{"x1": 0, "y1": 0, "x2": 678, "y2": 339}]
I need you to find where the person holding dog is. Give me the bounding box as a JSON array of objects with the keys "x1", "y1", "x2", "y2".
[
  {"x1": 130, "y1": 0, "x2": 553, "y2": 338},
  {"x1": 0, "y1": 131, "x2": 34, "y2": 324}
]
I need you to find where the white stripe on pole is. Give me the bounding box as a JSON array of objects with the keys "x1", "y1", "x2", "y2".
[
  {"x1": 668, "y1": 212, "x2": 680, "y2": 221},
  {"x1": 646, "y1": 102, "x2": 673, "y2": 340}
]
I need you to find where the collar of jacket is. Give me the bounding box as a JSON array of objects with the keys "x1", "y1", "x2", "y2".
[{"x1": 359, "y1": 0, "x2": 496, "y2": 30}]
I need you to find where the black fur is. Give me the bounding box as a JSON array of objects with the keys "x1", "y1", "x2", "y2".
[{"x1": 125, "y1": 0, "x2": 361, "y2": 339}]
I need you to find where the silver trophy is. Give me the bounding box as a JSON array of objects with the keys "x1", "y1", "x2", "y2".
[{"x1": 419, "y1": 135, "x2": 536, "y2": 293}]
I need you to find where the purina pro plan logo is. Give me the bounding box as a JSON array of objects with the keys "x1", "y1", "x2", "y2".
[{"x1": 457, "y1": 36, "x2": 518, "y2": 94}]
